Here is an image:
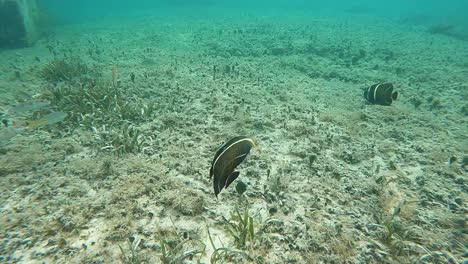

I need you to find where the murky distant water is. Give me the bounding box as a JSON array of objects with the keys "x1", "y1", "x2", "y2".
[{"x1": 40, "y1": 0, "x2": 468, "y2": 27}]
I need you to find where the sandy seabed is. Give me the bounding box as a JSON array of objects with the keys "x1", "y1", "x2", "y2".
[{"x1": 0, "y1": 8, "x2": 467, "y2": 264}]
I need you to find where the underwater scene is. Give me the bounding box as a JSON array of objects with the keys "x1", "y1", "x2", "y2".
[{"x1": 0, "y1": 0, "x2": 467, "y2": 263}]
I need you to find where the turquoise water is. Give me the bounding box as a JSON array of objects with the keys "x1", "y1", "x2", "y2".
[
  {"x1": 40, "y1": 0, "x2": 468, "y2": 23},
  {"x1": 0, "y1": 1, "x2": 467, "y2": 263}
]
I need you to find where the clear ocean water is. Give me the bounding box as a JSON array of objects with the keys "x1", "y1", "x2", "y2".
[{"x1": 0, "y1": 1, "x2": 467, "y2": 263}]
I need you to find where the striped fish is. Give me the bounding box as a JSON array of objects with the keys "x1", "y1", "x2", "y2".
[{"x1": 364, "y1": 82, "x2": 398, "y2": 106}]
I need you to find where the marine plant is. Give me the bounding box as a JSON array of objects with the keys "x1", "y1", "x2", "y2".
[
  {"x1": 96, "y1": 123, "x2": 148, "y2": 156},
  {"x1": 379, "y1": 218, "x2": 427, "y2": 259},
  {"x1": 118, "y1": 236, "x2": 145, "y2": 264},
  {"x1": 418, "y1": 250, "x2": 460, "y2": 263},
  {"x1": 46, "y1": 79, "x2": 127, "y2": 125},
  {"x1": 100, "y1": 158, "x2": 114, "y2": 176},
  {"x1": 160, "y1": 239, "x2": 205, "y2": 264},
  {"x1": 205, "y1": 207, "x2": 258, "y2": 263},
  {"x1": 40, "y1": 57, "x2": 95, "y2": 83},
  {"x1": 207, "y1": 228, "x2": 250, "y2": 264},
  {"x1": 44, "y1": 73, "x2": 155, "y2": 155},
  {"x1": 223, "y1": 206, "x2": 256, "y2": 249},
  {"x1": 157, "y1": 218, "x2": 205, "y2": 263}
]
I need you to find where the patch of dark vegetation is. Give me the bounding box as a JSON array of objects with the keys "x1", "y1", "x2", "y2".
[
  {"x1": 41, "y1": 59, "x2": 157, "y2": 156},
  {"x1": 46, "y1": 79, "x2": 154, "y2": 127},
  {"x1": 40, "y1": 58, "x2": 98, "y2": 83}
]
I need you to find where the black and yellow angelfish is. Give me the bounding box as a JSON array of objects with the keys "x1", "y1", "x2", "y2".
[{"x1": 210, "y1": 136, "x2": 257, "y2": 197}]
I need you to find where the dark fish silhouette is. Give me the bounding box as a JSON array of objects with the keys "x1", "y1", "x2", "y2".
[
  {"x1": 210, "y1": 136, "x2": 256, "y2": 197},
  {"x1": 364, "y1": 82, "x2": 398, "y2": 106}
]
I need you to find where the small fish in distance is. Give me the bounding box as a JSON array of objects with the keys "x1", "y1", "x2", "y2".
[
  {"x1": 364, "y1": 82, "x2": 398, "y2": 106},
  {"x1": 210, "y1": 136, "x2": 257, "y2": 197},
  {"x1": 0, "y1": 112, "x2": 67, "y2": 145},
  {"x1": 27, "y1": 111, "x2": 67, "y2": 129},
  {"x1": 7, "y1": 99, "x2": 50, "y2": 115}
]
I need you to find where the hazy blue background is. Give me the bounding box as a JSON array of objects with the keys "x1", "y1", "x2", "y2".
[{"x1": 39, "y1": 0, "x2": 468, "y2": 28}]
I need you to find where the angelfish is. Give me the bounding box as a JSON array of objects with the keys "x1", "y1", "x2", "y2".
[
  {"x1": 210, "y1": 136, "x2": 257, "y2": 197},
  {"x1": 364, "y1": 82, "x2": 398, "y2": 106}
]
